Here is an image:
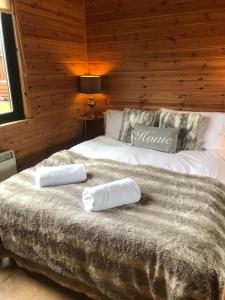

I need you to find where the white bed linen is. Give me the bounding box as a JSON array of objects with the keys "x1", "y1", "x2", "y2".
[{"x1": 70, "y1": 136, "x2": 225, "y2": 184}]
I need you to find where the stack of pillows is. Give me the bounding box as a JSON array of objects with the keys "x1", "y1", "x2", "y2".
[{"x1": 105, "y1": 108, "x2": 225, "y2": 154}]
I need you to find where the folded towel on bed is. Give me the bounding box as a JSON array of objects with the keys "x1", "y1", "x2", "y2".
[
  {"x1": 36, "y1": 164, "x2": 87, "y2": 187},
  {"x1": 82, "y1": 178, "x2": 141, "y2": 212}
]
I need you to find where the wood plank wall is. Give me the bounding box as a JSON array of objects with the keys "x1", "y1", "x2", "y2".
[
  {"x1": 85, "y1": 0, "x2": 225, "y2": 113},
  {"x1": 2, "y1": 0, "x2": 225, "y2": 169},
  {"x1": 0, "y1": 0, "x2": 87, "y2": 169}
]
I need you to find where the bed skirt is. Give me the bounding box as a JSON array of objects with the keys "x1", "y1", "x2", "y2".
[
  {"x1": 1, "y1": 241, "x2": 225, "y2": 300},
  {"x1": 0, "y1": 241, "x2": 105, "y2": 300}
]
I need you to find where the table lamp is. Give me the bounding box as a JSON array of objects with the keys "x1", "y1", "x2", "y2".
[{"x1": 79, "y1": 75, "x2": 101, "y2": 119}]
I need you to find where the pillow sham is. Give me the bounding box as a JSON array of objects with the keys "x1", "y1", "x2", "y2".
[
  {"x1": 132, "y1": 124, "x2": 179, "y2": 153},
  {"x1": 159, "y1": 111, "x2": 201, "y2": 151},
  {"x1": 119, "y1": 108, "x2": 159, "y2": 143},
  {"x1": 160, "y1": 108, "x2": 225, "y2": 151},
  {"x1": 160, "y1": 108, "x2": 206, "y2": 148},
  {"x1": 105, "y1": 110, "x2": 123, "y2": 140}
]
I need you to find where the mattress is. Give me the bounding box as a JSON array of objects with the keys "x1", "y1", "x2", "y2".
[{"x1": 71, "y1": 135, "x2": 225, "y2": 184}]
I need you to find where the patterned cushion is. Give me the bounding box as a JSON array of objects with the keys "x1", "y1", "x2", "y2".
[
  {"x1": 119, "y1": 108, "x2": 159, "y2": 143},
  {"x1": 132, "y1": 124, "x2": 179, "y2": 153},
  {"x1": 159, "y1": 111, "x2": 201, "y2": 150}
]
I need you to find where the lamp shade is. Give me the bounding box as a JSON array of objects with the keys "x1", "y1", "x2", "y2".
[{"x1": 79, "y1": 75, "x2": 101, "y2": 94}]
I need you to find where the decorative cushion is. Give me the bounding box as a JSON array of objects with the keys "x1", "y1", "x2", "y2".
[
  {"x1": 131, "y1": 124, "x2": 179, "y2": 153},
  {"x1": 159, "y1": 111, "x2": 201, "y2": 151},
  {"x1": 160, "y1": 108, "x2": 225, "y2": 153},
  {"x1": 119, "y1": 108, "x2": 159, "y2": 143}
]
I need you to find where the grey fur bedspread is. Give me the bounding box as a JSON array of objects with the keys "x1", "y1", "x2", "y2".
[{"x1": 0, "y1": 150, "x2": 225, "y2": 300}]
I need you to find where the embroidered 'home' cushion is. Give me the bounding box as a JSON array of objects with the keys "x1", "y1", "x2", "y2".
[{"x1": 131, "y1": 124, "x2": 179, "y2": 153}]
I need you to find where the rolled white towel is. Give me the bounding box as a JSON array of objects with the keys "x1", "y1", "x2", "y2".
[
  {"x1": 82, "y1": 178, "x2": 141, "y2": 212},
  {"x1": 36, "y1": 164, "x2": 87, "y2": 187}
]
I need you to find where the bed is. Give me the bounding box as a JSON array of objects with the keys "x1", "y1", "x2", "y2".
[{"x1": 1, "y1": 109, "x2": 225, "y2": 300}]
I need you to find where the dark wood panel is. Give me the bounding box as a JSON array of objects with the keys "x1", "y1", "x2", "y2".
[
  {"x1": 85, "y1": 0, "x2": 225, "y2": 16},
  {"x1": 88, "y1": 48, "x2": 225, "y2": 62},
  {"x1": 18, "y1": 10, "x2": 85, "y2": 35},
  {"x1": 87, "y1": 20, "x2": 225, "y2": 44},
  {"x1": 86, "y1": 9, "x2": 225, "y2": 36},
  {"x1": 22, "y1": 36, "x2": 85, "y2": 54},
  {"x1": 86, "y1": 0, "x2": 225, "y2": 23},
  {"x1": 23, "y1": 50, "x2": 86, "y2": 63},
  {"x1": 20, "y1": 23, "x2": 85, "y2": 44},
  {"x1": 87, "y1": 35, "x2": 225, "y2": 54},
  {"x1": 17, "y1": 0, "x2": 84, "y2": 26}
]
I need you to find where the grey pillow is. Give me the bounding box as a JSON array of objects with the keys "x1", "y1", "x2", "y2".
[
  {"x1": 159, "y1": 111, "x2": 201, "y2": 151},
  {"x1": 131, "y1": 124, "x2": 179, "y2": 153},
  {"x1": 119, "y1": 108, "x2": 159, "y2": 143}
]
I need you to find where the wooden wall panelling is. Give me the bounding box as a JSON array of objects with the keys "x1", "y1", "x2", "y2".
[
  {"x1": 2, "y1": 0, "x2": 225, "y2": 169},
  {"x1": 85, "y1": 0, "x2": 225, "y2": 113},
  {"x1": 0, "y1": 0, "x2": 87, "y2": 169}
]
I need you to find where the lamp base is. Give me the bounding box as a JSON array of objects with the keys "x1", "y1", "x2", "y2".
[{"x1": 87, "y1": 96, "x2": 96, "y2": 119}]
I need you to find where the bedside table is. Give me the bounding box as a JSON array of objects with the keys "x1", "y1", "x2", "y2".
[{"x1": 79, "y1": 115, "x2": 104, "y2": 140}]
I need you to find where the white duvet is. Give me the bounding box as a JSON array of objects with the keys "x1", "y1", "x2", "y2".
[{"x1": 71, "y1": 136, "x2": 225, "y2": 184}]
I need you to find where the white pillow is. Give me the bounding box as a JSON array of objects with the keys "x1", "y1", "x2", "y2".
[
  {"x1": 199, "y1": 112, "x2": 225, "y2": 151},
  {"x1": 160, "y1": 108, "x2": 225, "y2": 151},
  {"x1": 105, "y1": 110, "x2": 123, "y2": 140}
]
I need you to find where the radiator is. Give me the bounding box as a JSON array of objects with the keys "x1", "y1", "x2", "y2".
[{"x1": 0, "y1": 150, "x2": 17, "y2": 182}]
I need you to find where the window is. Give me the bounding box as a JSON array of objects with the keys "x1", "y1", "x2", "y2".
[{"x1": 0, "y1": 12, "x2": 24, "y2": 124}]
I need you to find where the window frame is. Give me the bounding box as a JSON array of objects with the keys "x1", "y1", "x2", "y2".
[{"x1": 0, "y1": 12, "x2": 24, "y2": 125}]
